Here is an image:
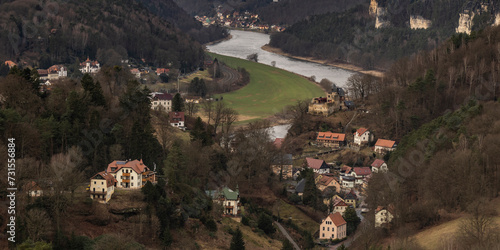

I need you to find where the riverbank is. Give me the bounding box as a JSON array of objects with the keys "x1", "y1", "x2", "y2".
[
  {"x1": 203, "y1": 34, "x2": 233, "y2": 46},
  {"x1": 261, "y1": 44, "x2": 384, "y2": 78}
]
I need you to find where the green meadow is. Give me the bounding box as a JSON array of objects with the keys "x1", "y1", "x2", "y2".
[{"x1": 207, "y1": 52, "x2": 325, "y2": 122}]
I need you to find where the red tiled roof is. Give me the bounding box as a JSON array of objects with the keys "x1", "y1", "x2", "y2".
[
  {"x1": 353, "y1": 167, "x2": 372, "y2": 176},
  {"x1": 306, "y1": 158, "x2": 327, "y2": 170},
  {"x1": 375, "y1": 139, "x2": 396, "y2": 148},
  {"x1": 317, "y1": 132, "x2": 346, "y2": 142},
  {"x1": 371, "y1": 159, "x2": 385, "y2": 168},
  {"x1": 355, "y1": 127, "x2": 368, "y2": 136},
  {"x1": 24, "y1": 181, "x2": 42, "y2": 191},
  {"x1": 341, "y1": 165, "x2": 352, "y2": 174},
  {"x1": 169, "y1": 112, "x2": 185, "y2": 122},
  {"x1": 91, "y1": 171, "x2": 117, "y2": 187},
  {"x1": 328, "y1": 212, "x2": 347, "y2": 226},
  {"x1": 375, "y1": 205, "x2": 395, "y2": 214},
  {"x1": 274, "y1": 138, "x2": 285, "y2": 149},
  {"x1": 47, "y1": 65, "x2": 63, "y2": 73},
  {"x1": 37, "y1": 69, "x2": 48, "y2": 75},
  {"x1": 107, "y1": 159, "x2": 149, "y2": 175},
  {"x1": 156, "y1": 68, "x2": 170, "y2": 74},
  {"x1": 318, "y1": 176, "x2": 334, "y2": 186},
  {"x1": 5, "y1": 60, "x2": 17, "y2": 68},
  {"x1": 130, "y1": 68, "x2": 140, "y2": 74}
]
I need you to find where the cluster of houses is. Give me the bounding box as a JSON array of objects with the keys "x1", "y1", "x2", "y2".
[
  {"x1": 195, "y1": 9, "x2": 285, "y2": 32},
  {"x1": 150, "y1": 92, "x2": 185, "y2": 129},
  {"x1": 89, "y1": 159, "x2": 156, "y2": 203}
]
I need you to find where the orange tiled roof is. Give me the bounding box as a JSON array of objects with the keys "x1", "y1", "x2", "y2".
[
  {"x1": 375, "y1": 139, "x2": 396, "y2": 148},
  {"x1": 328, "y1": 212, "x2": 347, "y2": 226},
  {"x1": 5, "y1": 60, "x2": 17, "y2": 68},
  {"x1": 355, "y1": 127, "x2": 368, "y2": 136},
  {"x1": 107, "y1": 159, "x2": 149, "y2": 174},
  {"x1": 371, "y1": 159, "x2": 385, "y2": 168},
  {"x1": 317, "y1": 132, "x2": 346, "y2": 142},
  {"x1": 274, "y1": 138, "x2": 285, "y2": 149}
]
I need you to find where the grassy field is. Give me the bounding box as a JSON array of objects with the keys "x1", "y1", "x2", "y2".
[
  {"x1": 207, "y1": 52, "x2": 325, "y2": 122},
  {"x1": 271, "y1": 199, "x2": 320, "y2": 234},
  {"x1": 412, "y1": 197, "x2": 500, "y2": 249}
]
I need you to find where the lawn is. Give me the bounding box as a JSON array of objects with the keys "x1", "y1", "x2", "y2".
[
  {"x1": 207, "y1": 52, "x2": 325, "y2": 122},
  {"x1": 270, "y1": 199, "x2": 320, "y2": 234}
]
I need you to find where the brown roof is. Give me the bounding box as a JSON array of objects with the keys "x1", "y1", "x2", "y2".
[
  {"x1": 274, "y1": 138, "x2": 285, "y2": 149},
  {"x1": 91, "y1": 171, "x2": 117, "y2": 187},
  {"x1": 37, "y1": 69, "x2": 48, "y2": 76},
  {"x1": 306, "y1": 158, "x2": 327, "y2": 170},
  {"x1": 375, "y1": 205, "x2": 395, "y2": 214},
  {"x1": 334, "y1": 200, "x2": 348, "y2": 207},
  {"x1": 317, "y1": 132, "x2": 346, "y2": 142},
  {"x1": 371, "y1": 159, "x2": 385, "y2": 168},
  {"x1": 156, "y1": 68, "x2": 170, "y2": 74},
  {"x1": 153, "y1": 93, "x2": 173, "y2": 101},
  {"x1": 328, "y1": 212, "x2": 347, "y2": 226},
  {"x1": 5, "y1": 60, "x2": 17, "y2": 68},
  {"x1": 107, "y1": 159, "x2": 149, "y2": 174},
  {"x1": 318, "y1": 175, "x2": 334, "y2": 186},
  {"x1": 375, "y1": 139, "x2": 396, "y2": 148},
  {"x1": 355, "y1": 127, "x2": 369, "y2": 136},
  {"x1": 24, "y1": 181, "x2": 42, "y2": 191},
  {"x1": 341, "y1": 165, "x2": 352, "y2": 174},
  {"x1": 353, "y1": 167, "x2": 372, "y2": 176},
  {"x1": 48, "y1": 65, "x2": 63, "y2": 73},
  {"x1": 169, "y1": 112, "x2": 185, "y2": 122}
]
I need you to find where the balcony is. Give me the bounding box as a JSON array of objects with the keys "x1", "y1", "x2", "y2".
[
  {"x1": 89, "y1": 190, "x2": 107, "y2": 195},
  {"x1": 142, "y1": 178, "x2": 146, "y2": 182},
  {"x1": 122, "y1": 179, "x2": 130, "y2": 183},
  {"x1": 122, "y1": 173, "x2": 130, "y2": 177}
]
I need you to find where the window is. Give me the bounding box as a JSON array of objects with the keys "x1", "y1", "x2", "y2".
[
  {"x1": 131, "y1": 176, "x2": 133, "y2": 180},
  {"x1": 102, "y1": 181, "x2": 104, "y2": 185},
  {"x1": 323, "y1": 227, "x2": 325, "y2": 231},
  {"x1": 94, "y1": 181, "x2": 96, "y2": 184},
  {"x1": 322, "y1": 233, "x2": 324, "y2": 237},
  {"x1": 131, "y1": 183, "x2": 134, "y2": 186},
  {"x1": 327, "y1": 227, "x2": 329, "y2": 231}
]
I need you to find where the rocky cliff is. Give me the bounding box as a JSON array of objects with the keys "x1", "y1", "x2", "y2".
[{"x1": 410, "y1": 15, "x2": 432, "y2": 29}]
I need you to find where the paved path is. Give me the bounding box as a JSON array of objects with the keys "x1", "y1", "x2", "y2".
[{"x1": 275, "y1": 221, "x2": 301, "y2": 250}]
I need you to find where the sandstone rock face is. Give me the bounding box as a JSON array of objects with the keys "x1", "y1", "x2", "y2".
[
  {"x1": 375, "y1": 7, "x2": 390, "y2": 29},
  {"x1": 495, "y1": 13, "x2": 500, "y2": 26},
  {"x1": 410, "y1": 15, "x2": 432, "y2": 30},
  {"x1": 369, "y1": 0, "x2": 378, "y2": 17},
  {"x1": 456, "y1": 12, "x2": 474, "y2": 34}
]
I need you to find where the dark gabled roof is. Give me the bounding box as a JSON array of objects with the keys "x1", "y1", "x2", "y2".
[
  {"x1": 272, "y1": 154, "x2": 293, "y2": 165},
  {"x1": 345, "y1": 190, "x2": 357, "y2": 200},
  {"x1": 295, "y1": 179, "x2": 306, "y2": 193}
]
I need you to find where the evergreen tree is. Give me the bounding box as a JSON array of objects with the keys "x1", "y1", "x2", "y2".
[
  {"x1": 230, "y1": 227, "x2": 245, "y2": 250},
  {"x1": 172, "y1": 93, "x2": 184, "y2": 112},
  {"x1": 302, "y1": 169, "x2": 321, "y2": 209},
  {"x1": 190, "y1": 117, "x2": 213, "y2": 146},
  {"x1": 302, "y1": 231, "x2": 315, "y2": 249},
  {"x1": 257, "y1": 213, "x2": 276, "y2": 235},
  {"x1": 164, "y1": 142, "x2": 185, "y2": 190},
  {"x1": 188, "y1": 77, "x2": 207, "y2": 98},
  {"x1": 343, "y1": 206, "x2": 361, "y2": 235}
]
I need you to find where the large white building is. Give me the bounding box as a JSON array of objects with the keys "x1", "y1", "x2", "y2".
[
  {"x1": 353, "y1": 127, "x2": 372, "y2": 145},
  {"x1": 319, "y1": 212, "x2": 347, "y2": 240},
  {"x1": 80, "y1": 58, "x2": 101, "y2": 74},
  {"x1": 150, "y1": 92, "x2": 173, "y2": 111},
  {"x1": 89, "y1": 171, "x2": 117, "y2": 203},
  {"x1": 106, "y1": 159, "x2": 156, "y2": 189}
]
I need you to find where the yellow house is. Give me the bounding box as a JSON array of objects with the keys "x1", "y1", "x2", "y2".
[
  {"x1": 319, "y1": 212, "x2": 347, "y2": 240},
  {"x1": 89, "y1": 171, "x2": 117, "y2": 203},
  {"x1": 344, "y1": 190, "x2": 358, "y2": 208}
]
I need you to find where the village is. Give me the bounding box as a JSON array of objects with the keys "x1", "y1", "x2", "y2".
[{"x1": 195, "y1": 8, "x2": 286, "y2": 32}]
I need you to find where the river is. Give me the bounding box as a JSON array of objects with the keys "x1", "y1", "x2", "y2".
[{"x1": 206, "y1": 29, "x2": 354, "y2": 87}]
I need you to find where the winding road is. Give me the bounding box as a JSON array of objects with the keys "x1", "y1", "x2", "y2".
[{"x1": 275, "y1": 221, "x2": 301, "y2": 250}]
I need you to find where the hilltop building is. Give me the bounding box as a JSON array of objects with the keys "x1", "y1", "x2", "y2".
[
  {"x1": 89, "y1": 171, "x2": 117, "y2": 203},
  {"x1": 308, "y1": 84, "x2": 346, "y2": 116},
  {"x1": 150, "y1": 92, "x2": 173, "y2": 112},
  {"x1": 206, "y1": 186, "x2": 241, "y2": 216},
  {"x1": 80, "y1": 58, "x2": 100, "y2": 74},
  {"x1": 106, "y1": 159, "x2": 156, "y2": 189}
]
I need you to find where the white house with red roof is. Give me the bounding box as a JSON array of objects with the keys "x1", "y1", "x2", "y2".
[
  {"x1": 169, "y1": 112, "x2": 185, "y2": 128},
  {"x1": 151, "y1": 92, "x2": 173, "y2": 112},
  {"x1": 319, "y1": 212, "x2": 347, "y2": 240},
  {"x1": 316, "y1": 132, "x2": 346, "y2": 148},
  {"x1": 374, "y1": 139, "x2": 397, "y2": 154},
  {"x1": 306, "y1": 158, "x2": 330, "y2": 174},
  {"x1": 79, "y1": 57, "x2": 100, "y2": 74},
  {"x1": 375, "y1": 205, "x2": 394, "y2": 227},
  {"x1": 273, "y1": 138, "x2": 285, "y2": 149},
  {"x1": 24, "y1": 181, "x2": 43, "y2": 197},
  {"x1": 353, "y1": 127, "x2": 372, "y2": 145},
  {"x1": 107, "y1": 159, "x2": 156, "y2": 189},
  {"x1": 349, "y1": 167, "x2": 372, "y2": 185},
  {"x1": 89, "y1": 171, "x2": 117, "y2": 203},
  {"x1": 371, "y1": 159, "x2": 388, "y2": 173}
]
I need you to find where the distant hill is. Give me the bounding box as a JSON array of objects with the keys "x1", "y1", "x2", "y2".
[
  {"x1": 0, "y1": 0, "x2": 210, "y2": 70},
  {"x1": 269, "y1": 0, "x2": 500, "y2": 69}
]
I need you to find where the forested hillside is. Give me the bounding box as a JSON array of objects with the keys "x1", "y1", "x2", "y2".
[
  {"x1": 346, "y1": 24, "x2": 500, "y2": 249},
  {"x1": 0, "y1": 0, "x2": 207, "y2": 70},
  {"x1": 269, "y1": 0, "x2": 500, "y2": 69},
  {"x1": 137, "y1": 0, "x2": 228, "y2": 43}
]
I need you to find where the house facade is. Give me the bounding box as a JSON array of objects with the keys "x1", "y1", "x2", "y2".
[
  {"x1": 316, "y1": 132, "x2": 346, "y2": 148},
  {"x1": 353, "y1": 128, "x2": 372, "y2": 145},
  {"x1": 332, "y1": 200, "x2": 349, "y2": 215},
  {"x1": 206, "y1": 186, "x2": 241, "y2": 216},
  {"x1": 350, "y1": 167, "x2": 372, "y2": 185},
  {"x1": 344, "y1": 190, "x2": 358, "y2": 208},
  {"x1": 89, "y1": 171, "x2": 117, "y2": 203},
  {"x1": 319, "y1": 212, "x2": 347, "y2": 240},
  {"x1": 371, "y1": 159, "x2": 388, "y2": 173},
  {"x1": 317, "y1": 175, "x2": 341, "y2": 193},
  {"x1": 375, "y1": 206, "x2": 394, "y2": 227},
  {"x1": 24, "y1": 181, "x2": 43, "y2": 197},
  {"x1": 306, "y1": 158, "x2": 330, "y2": 174},
  {"x1": 374, "y1": 139, "x2": 397, "y2": 154},
  {"x1": 169, "y1": 112, "x2": 185, "y2": 128},
  {"x1": 106, "y1": 159, "x2": 156, "y2": 189},
  {"x1": 79, "y1": 58, "x2": 100, "y2": 74},
  {"x1": 151, "y1": 92, "x2": 173, "y2": 111}
]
